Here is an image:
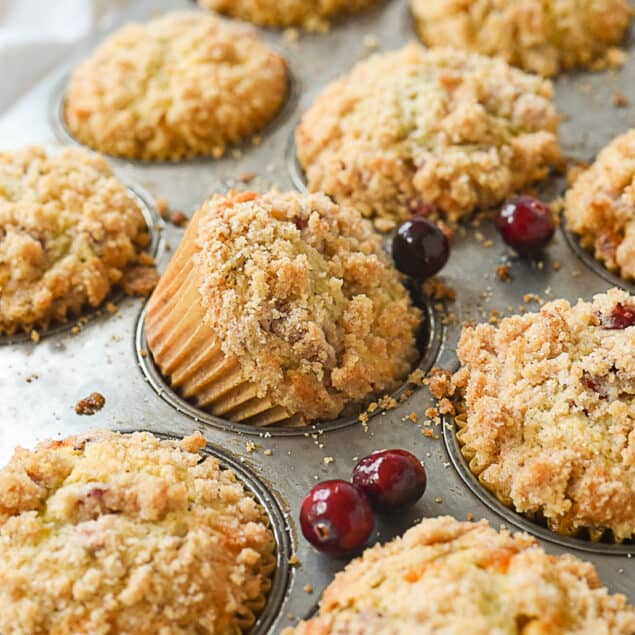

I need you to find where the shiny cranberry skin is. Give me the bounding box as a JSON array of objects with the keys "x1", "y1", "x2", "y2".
[
  {"x1": 300, "y1": 480, "x2": 374, "y2": 556},
  {"x1": 392, "y1": 219, "x2": 449, "y2": 280},
  {"x1": 495, "y1": 195, "x2": 555, "y2": 254},
  {"x1": 600, "y1": 303, "x2": 635, "y2": 329},
  {"x1": 352, "y1": 449, "x2": 427, "y2": 509}
]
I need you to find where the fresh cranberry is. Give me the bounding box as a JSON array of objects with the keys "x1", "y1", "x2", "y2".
[
  {"x1": 352, "y1": 449, "x2": 427, "y2": 509},
  {"x1": 495, "y1": 195, "x2": 555, "y2": 254},
  {"x1": 600, "y1": 304, "x2": 635, "y2": 330},
  {"x1": 392, "y1": 218, "x2": 449, "y2": 280},
  {"x1": 300, "y1": 480, "x2": 374, "y2": 556}
]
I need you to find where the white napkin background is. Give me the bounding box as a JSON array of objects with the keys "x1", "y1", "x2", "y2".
[{"x1": 0, "y1": 0, "x2": 130, "y2": 115}]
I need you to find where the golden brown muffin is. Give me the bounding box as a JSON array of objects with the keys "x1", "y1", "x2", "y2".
[
  {"x1": 0, "y1": 429, "x2": 276, "y2": 635},
  {"x1": 565, "y1": 130, "x2": 635, "y2": 281},
  {"x1": 285, "y1": 516, "x2": 635, "y2": 635},
  {"x1": 198, "y1": 0, "x2": 377, "y2": 31},
  {"x1": 296, "y1": 44, "x2": 561, "y2": 223},
  {"x1": 412, "y1": 0, "x2": 631, "y2": 77},
  {"x1": 64, "y1": 11, "x2": 288, "y2": 161},
  {"x1": 0, "y1": 146, "x2": 152, "y2": 335},
  {"x1": 145, "y1": 191, "x2": 421, "y2": 426},
  {"x1": 447, "y1": 288, "x2": 635, "y2": 542}
]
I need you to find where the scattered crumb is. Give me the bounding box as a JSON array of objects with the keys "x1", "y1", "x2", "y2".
[
  {"x1": 434, "y1": 497, "x2": 443, "y2": 504},
  {"x1": 405, "y1": 412, "x2": 418, "y2": 423},
  {"x1": 553, "y1": 261, "x2": 562, "y2": 271},
  {"x1": 170, "y1": 211, "x2": 188, "y2": 227},
  {"x1": 304, "y1": 584, "x2": 313, "y2": 594},
  {"x1": 612, "y1": 92, "x2": 629, "y2": 107},
  {"x1": 288, "y1": 554, "x2": 300, "y2": 566},
  {"x1": 422, "y1": 277, "x2": 456, "y2": 301},
  {"x1": 70, "y1": 325, "x2": 81, "y2": 335},
  {"x1": 438, "y1": 398, "x2": 455, "y2": 416},
  {"x1": 263, "y1": 449, "x2": 273, "y2": 456},
  {"x1": 245, "y1": 441, "x2": 256, "y2": 454},
  {"x1": 422, "y1": 429, "x2": 439, "y2": 439},
  {"x1": 155, "y1": 197, "x2": 169, "y2": 219},
  {"x1": 495, "y1": 263, "x2": 511, "y2": 282},
  {"x1": 105, "y1": 302, "x2": 118, "y2": 314},
  {"x1": 30, "y1": 330, "x2": 40, "y2": 343},
  {"x1": 239, "y1": 172, "x2": 256, "y2": 183},
  {"x1": 74, "y1": 392, "x2": 106, "y2": 415},
  {"x1": 425, "y1": 406, "x2": 439, "y2": 418},
  {"x1": 467, "y1": 513, "x2": 474, "y2": 521},
  {"x1": 407, "y1": 369, "x2": 426, "y2": 386},
  {"x1": 283, "y1": 27, "x2": 300, "y2": 42},
  {"x1": 323, "y1": 456, "x2": 334, "y2": 465}
]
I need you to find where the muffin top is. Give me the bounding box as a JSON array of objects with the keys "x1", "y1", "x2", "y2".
[
  {"x1": 0, "y1": 430, "x2": 276, "y2": 635},
  {"x1": 449, "y1": 288, "x2": 635, "y2": 542},
  {"x1": 64, "y1": 11, "x2": 288, "y2": 161},
  {"x1": 296, "y1": 44, "x2": 561, "y2": 222},
  {"x1": 192, "y1": 191, "x2": 421, "y2": 422},
  {"x1": 198, "y1": 0, "x2": 376, "y2": 30},
  {"x1": 0, "y1": 146, "x2": 150, "y2": 335},
  {"x1": 411, "y1": 0, "x2": 631, "y2": 77},
  {"x1": 565, "y1": 129, "x2": 635, "y2": 281},
  {"x1": 285, "y1": 516, "x2": 635, "y2": 635}
]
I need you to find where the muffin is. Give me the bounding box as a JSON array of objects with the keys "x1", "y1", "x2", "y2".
[
  {"x1": 0, "y1": 146, "x2": 153, "y2": 336},
  {"x1": 565, "y1": 130, "x2": 635, "y2": 281},
  {"x1": 145, "y1": 191, "x2": 421, "y2": 426},
  {"x1": 296, "y1": 44, "x2": 561, "y2": 223},
  {"x1": 0, "y1": 429, "x2": 276, "y2": 634},
  {"x1": 411, "y1": 0, "x2": 631, "y2": 77},
  {"x1": 285, "y1": 516, "x2": 635, "y2": 634},
  {"x1": 446, "y1": 288, "x2": 635, "y2": 542},
  {"x1": 64, "y1": 12, "x2": 288, "y2": 161},
  {"x1": 198, "y1": 0, "x2": 377, "y2": 31}
]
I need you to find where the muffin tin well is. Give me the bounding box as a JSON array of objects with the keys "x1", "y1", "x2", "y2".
[
  {"x1": 0, "y1": 0, "x2": 634, "y2": 631},
  {"x1": 0, "y1": 184, "x2": 164, "y2": 345},
  {"x1": 134, "y1": 297, "x2": 443, "y2": 437},
  {"x1": 443, "y1": 415, "x2": 634, "y2": 556}
]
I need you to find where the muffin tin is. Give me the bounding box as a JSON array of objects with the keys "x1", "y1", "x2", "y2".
[{"x1": 0, "y1": 0, "x2": 633, "y2": 632}]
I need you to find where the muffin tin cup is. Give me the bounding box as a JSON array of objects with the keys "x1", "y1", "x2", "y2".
[
  {"x1": 103, "y1": 429, "x2": 293, "y2": 635},
  {"x1": 0, "y1": 183, "x2": 164, "y2": 346},
  {"x1": 135, "y1": 296, "x2": 443, "y2": 437},
  {"x1": 442, "y1": 413, "x2": 634, "y2": 556},
  {"x1": 2, "y1": 0, "x2": 635, "y2": 630},
  {"x1": 49, "y1": 56, "x2": 301, "y2": 166}
]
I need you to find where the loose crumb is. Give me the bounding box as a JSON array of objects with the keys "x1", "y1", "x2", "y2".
[{"x1": 74, "y1": 392, "x2": 106, "y2": 415}]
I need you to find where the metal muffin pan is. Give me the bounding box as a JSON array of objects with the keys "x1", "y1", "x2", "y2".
[{"x1": 0, "y1": 0, "x2": 633, "y2": 632}]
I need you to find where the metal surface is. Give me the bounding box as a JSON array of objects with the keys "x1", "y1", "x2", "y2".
[{"x1": 0, "y1": 0, "x2": 634, "y2": 632}]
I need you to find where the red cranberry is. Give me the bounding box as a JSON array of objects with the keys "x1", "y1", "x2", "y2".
[
  {"x1": 495, "y1": 195, "x2": 555, "y2": 255},
  {"x1": 600, "y1": 304, "x2": 635, "y2": 330},
  {"x1": 352, "y1": 449, "x2": 427, "y2": 509},
  {"x1": 299, "y1": 480, "x2": 374, "y2": 556},
  {"x1": 392, "y1": 218, "x2": 449, "y2": 280}
]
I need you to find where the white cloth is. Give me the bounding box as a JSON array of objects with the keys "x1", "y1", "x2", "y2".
[{"x1": 0, "y1": 0, "x2": 129, "y2": 114}]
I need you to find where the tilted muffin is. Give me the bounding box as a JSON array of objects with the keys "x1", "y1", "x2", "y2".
[
  {"x1": 64, "y1": 12, "x2": 288, "y2": 161},
  {"x1": 0, "y1": 430, "x2": 276, "y2": 635},
  {"x1": 296, "y1": 44, "x2": 561, "y2": 223},
  {"x1": 285, "y1": 516, "x2": 635, "y2": 634},
  {"x1": 0, "y1": 146, "x2": 153, "y2": 335},
  {"x1": 565, "y1": 130, "x2": 635, "y2": 281},
  {"x1": 446, "y1": 288, "x2": 635, "y2": 542},
  {"x1": 198, "y1": 0, "x2": 376, "y2": 31},
  {"x1": 145, "y1": 191, "x2": 421, "y2": 426},
  {"x1": 411, "y1": 0, "x2": 631, "y2": 77}
]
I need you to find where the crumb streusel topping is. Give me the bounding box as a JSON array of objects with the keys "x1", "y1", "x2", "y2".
[
  {"x1": 193, "y1": 191, "x2": 421, "y2": 422},
  {"x1": 0, "y1": 430, "x2": 275, "y2": 634},
  {"x1": 565, "y1": 129, "x2": 635, "y2": 281},
  {"x1": 296, "y1": 44, "x2": 561, "y2": 223},
  {"x1": 411, "y1": 0, "x2": 631, "y2": 77},
  {"x1": 65, "y1": 11, "x2": 288, "y2": 161},
  {"x1": 450, "y1": 289, "x2": 635, "y2": 542},
  {"x1": 285, "y1": 516, "x2": 635, "y2": 634},
  {"x1": 198, "y1": 0, "x2": 376, "y2": 31},
  {"x1": 0, "y1": 146, "x2": 150, "y2": 335}
]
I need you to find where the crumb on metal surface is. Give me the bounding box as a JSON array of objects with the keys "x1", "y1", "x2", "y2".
[{"x1": 75, "y1": 392, "x2": 106, "y2": 415}]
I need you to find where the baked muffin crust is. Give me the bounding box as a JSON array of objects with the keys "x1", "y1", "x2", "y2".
[
  {"x1": 0, "y1": 146, "x2": 150, "y2": 335},
  {"x1": 565, "y1": 130, "x2": 635, "y2": 281},
  {"x1": 296, "y1": 44, "x2": 561, "y2": 222},
  {"x1": 285, "y1": 516, "x2": 635, "y2": 634},
  {"x1": 198, "y1": 0, "x2": 376, "y2": 31},
  {"x1": 450, "y1": 289, "x2": 635, "y2": 542},
  {"x1": 64, "y1": 12, "x2": 288, "y2": 161},
  {"x1": 0, "y1": 430, "x2": 276, "y2": 634},
  {"x1": 411, "y1": 0, "x2": 631, "y2": 77}
]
